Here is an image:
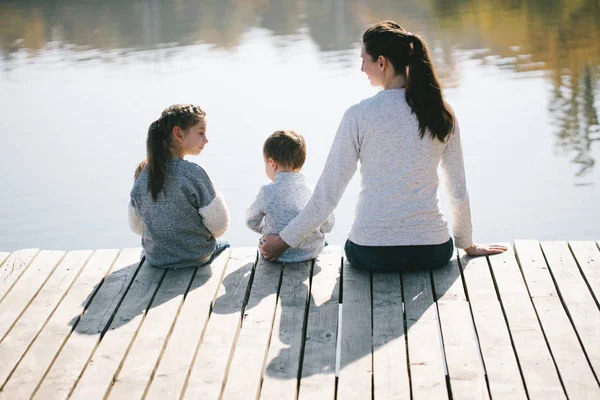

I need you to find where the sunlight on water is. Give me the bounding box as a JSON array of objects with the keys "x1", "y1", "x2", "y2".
[{"x1": 0, "y1": 0, "x2": 599, "y2": 251}]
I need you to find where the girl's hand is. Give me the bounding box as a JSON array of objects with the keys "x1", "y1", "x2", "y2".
[
  {"x1": 464, "y1": 243, "x2": 508, "y2": 257},
  {"x1": 259, "y1": 234, "x2": 289, "y2": 261}
]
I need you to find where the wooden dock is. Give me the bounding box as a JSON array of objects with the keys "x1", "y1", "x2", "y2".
[{"x1": 0, "y1": 241, "x2": 599, "y2": 399}]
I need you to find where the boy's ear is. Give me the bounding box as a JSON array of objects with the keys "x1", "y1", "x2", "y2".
[
  {"x1": 268, "y1": 158, "x2": 278, "y2": 170},
  {"x1": 172, "y1": 126, "x2": 184, "y2": 142}
]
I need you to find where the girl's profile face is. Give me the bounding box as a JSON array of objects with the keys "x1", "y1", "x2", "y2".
[
  {"x1": 179, "y1": 118, "x2": 208, "y2": 157},
  {"x1": 360, "y1": 44, "x2": 383, "y2": 87}
]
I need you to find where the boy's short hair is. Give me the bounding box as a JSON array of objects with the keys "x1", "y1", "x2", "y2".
[{"x1": 263, "y1": 130, "x2": 306, "y2": 170}]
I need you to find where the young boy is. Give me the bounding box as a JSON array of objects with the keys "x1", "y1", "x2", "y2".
[{"x1": 245, "y1": 130, "x2": 334, "y2": 262}]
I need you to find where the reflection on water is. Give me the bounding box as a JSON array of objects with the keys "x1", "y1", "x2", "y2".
[
  {"x1": 550, "y1": 65, "x2": 600, "y2": 178},
  {"x1": 0, "y1": 0, "x2": 599, "y2": 250},
  {"x1": 2, "y1": 0, "x2": 599, "y2": 173}
]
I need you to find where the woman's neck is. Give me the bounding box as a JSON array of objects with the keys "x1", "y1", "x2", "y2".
[{"x1": 383, "y1": 73, "x2": 406, "y2": 90}]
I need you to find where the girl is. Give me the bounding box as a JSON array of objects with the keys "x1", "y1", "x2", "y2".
[{"x1": 128, "y1": 104, "x2": 230, "y2": 269}]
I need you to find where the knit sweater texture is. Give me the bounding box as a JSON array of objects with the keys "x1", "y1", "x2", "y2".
[{"x1": 129, "y1": 159, "x2": 230, "y2": 268}]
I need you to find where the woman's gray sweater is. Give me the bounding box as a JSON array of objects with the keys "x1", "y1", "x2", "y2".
[{"x1": 279, "y1": 89, "x2": 473, "y2": 249}]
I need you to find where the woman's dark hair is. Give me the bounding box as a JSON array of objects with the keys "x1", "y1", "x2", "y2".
[
  {"x1": 145, "y1": 104, "x2": 206, "y2": 200},
  {"x1": 263, "y1": 130, "x2": 306, "y2": 170},
  {"x1": 362, "y1": 21, "x2": 455, "y2": 142}
]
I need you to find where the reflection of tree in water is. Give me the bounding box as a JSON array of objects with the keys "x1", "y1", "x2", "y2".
[{"x1": 549, "y1": 65, "x2": 600, "y2": 178}]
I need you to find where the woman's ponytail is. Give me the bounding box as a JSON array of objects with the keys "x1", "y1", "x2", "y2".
[
  {"x1": 406, "y1": 35, "x2": 454, "y2": 142},
  {"x1": 362, "y1": 21, "x2": 455, "y2": 142}
]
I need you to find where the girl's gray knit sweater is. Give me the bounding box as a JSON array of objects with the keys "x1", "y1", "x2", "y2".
[
  {"x1": 128, "y1": 159, "x2": 230, "y2": 268},
  {"x1": 279, "y1": 89, "x2": 473, "y2": 249}
]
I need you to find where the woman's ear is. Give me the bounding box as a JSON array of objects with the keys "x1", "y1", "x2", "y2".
[
  {"x1": 172, "y1": 126, "x2": 184, "y2": 142},
  {"x1": 378, "y1": 55, "x2": 386, "y2": 70}
]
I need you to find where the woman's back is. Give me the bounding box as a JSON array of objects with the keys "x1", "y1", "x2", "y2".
[{"x1": 346, "y1": 89, "x2": 464, "y2": 246}]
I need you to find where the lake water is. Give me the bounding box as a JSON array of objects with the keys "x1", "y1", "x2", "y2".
[{"x1": 1, "y1": 0, "x2": 599, "y2": 252}]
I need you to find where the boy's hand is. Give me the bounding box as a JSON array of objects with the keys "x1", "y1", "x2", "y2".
[{"x1": 259, "y1": 234, "x2": 289, "y2": 261}]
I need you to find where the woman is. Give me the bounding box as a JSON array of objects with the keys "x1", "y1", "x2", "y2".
[{"x1": 260, "y1": 21, "x2": 506, "y2": 272}]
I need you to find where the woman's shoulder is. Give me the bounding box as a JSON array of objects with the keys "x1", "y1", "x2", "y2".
[{"x1": 343, "y1": 93, "x2": 383, "y2": 119}]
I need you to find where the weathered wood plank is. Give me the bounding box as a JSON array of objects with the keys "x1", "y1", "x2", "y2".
[
  {"x1": 432, "y1": 257, "x2": 489, "y2": 400},
  {"x1": 0, "y1": 250, "x2": 65, "y2": 341},
  {"x1": 0, "y1": 252, "x2": 10, "y2": 268},
  {"x1": 0, "y1": 249, "x2": 39, "y2": 302},
  {"x1": 372, "y1": 271, "x2": 410, "y2": 400},
  {"x1": 0, "y1": 249, "x2": 119, "y2": 400},
  {"x1": 221, "y1": 257, "x2": 283, "y2": 400},
  {"x1": 68, "y1": 261, "x2": 165, "y2": 400},
  {"x1": 541, "y1": 241, "x2": 600, "y2": 378},
  {"x1": 458, "y1": 250, "x2": 527, "y2": 399},
  {"x1": 515, "y1": 240, "x2": 600, "y2": 399},
  {"x1": 297, "y1": 246, "x2": 341, "y2": 400},
  {"x1": 32, "y1": 249, "x2": 142, "y2": 400},
  {"x1": 182, "y1": 248, "x2": 257, "y2": 399},
  {"x1": 260, "y1": 260, "x2": 312, "y2": 399},
  {"x1": 0, "y1": 250, "x2": 92, "y2": 388},
  {"x1": 568, "y1": 241, "x2": 600, "y2": 309},
  {"x1": 144, "y1": 249, "x2": 232, "y2": 400},
  {"x1": 488, "y1": 244, "x2": 564, "y2": 399},
  {"x1": 106, "y1": 266, "x2": 197, "y2": 399},
  {"x1": 337, "y1": 259, "x2": 372, "y2": 400},
  {"x1": 403, "y1": 270, "x2": 447, "y2": 400}
]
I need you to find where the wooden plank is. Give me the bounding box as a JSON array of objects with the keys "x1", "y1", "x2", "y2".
[
  {"x1": 432, "y1": 257, "x2": 489, "y2": 399},
  {"x1": 402, "y1": 270, "x2": 447, "y2": 400},
  {"x1": 260, "y1": 260, "x2": 312, "y2": 400},
  {"x1": 488, "y1": 244, "x2": 564, "y2": 399},
  {"x1": 541, "y1": 241, "x2": 600, "y2": 377},
  {"x1": 515, "y1": 240, "x2": 600, "y2": 399},
  {"x1": 0, "y1": 249, "x2": 39, "y2": 302},
  {"x1": 458, "y1": 250, "x2": 527, "y2": 399},
  {"x1": 144, "y1": 249, "x2": 232, "y2": 400},
  {"x1": 0, "y1": 250, "x2": 65, "y2": 341},
  {"x1": 0, "y1": 249, "x2": 119, "y2": 400},
  {"x1": 32, "y1": 249, "x2": 142, "y2": 400},
  {"x1": 182, "y1": 248, "x2": 257, "y2": 399},
  {"x1": 68, "y1": 260, "x2": 166, "y2": 399},
  {"x1": 0, "y1": 250, "x2": 92, "y2": 388},
  {"x1": 372, "y1": 272, "x2": 410, "y2": 400},
  {"x1": 298, "y1": 246, "x2": 341, "y2": 400},
  {"x1": 220, "y1": 257, "x2": 283, "y2": 400},
  {"x1": 0, "y1": 252, "x2": 10, "y2": 267},
  {"x1": 337, "y1": 259, "x2": 372, "y2": 400},
  {"x1": 106, "y1": 265, "x2": 197, "y2": 399},
  {"x1": 568, "y1": 241, "x2": 600, "y2": 309}
]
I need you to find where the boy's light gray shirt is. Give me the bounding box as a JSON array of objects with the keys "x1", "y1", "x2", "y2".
[
  {"x1": 246, "y1": 172, "x2": 334, "y2": 262},
  {"x1": 279, "y1": 89, "x2": 473, "y2": 249}
]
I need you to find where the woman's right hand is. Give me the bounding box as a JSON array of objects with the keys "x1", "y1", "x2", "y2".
[
  {"x1": 464, "y1": 243, "x2": 508, "y2": 256},
  {"x1": 259, "y1": 234, "x2": 289, "y2": 261}
]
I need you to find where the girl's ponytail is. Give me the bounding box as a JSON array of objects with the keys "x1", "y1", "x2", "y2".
[
  {"x1": 144, "y1": 104, "x2": 207, "y2": 201},
  {"x1": 406, "y1": 34, "x2": 454, "y2": 142},
  {"x1": 146, "y1": 119, "x2": 169, "y2": 201}
]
